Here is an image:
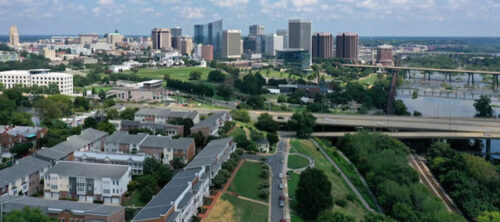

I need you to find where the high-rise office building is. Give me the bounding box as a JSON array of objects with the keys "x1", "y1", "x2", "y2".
[
  {"x1": 79, "y1": 33, "x2": 98, "y2": 45},
  {"x1": 194, "y1": 20, "x2": 223, "y2": 58},
  {"x1": 202, "y1": 45, "x2": 214, "y2": 62},
  {"x1": 249, "y1": 25, "x2": 264, "y2": 36},
  {"x1": 377, "y1": 44, "x2": 394, "y2": 66},
  {"x1": 312, "y1": 32, "x2": 334, "y2": 59},
  {"x1": 9, "y1": 25, "x2": 20, "y2": 47},
  {"x1": 264, "y1": 34, "x2": 283, "y2": 56},
  {"x1": 151, "y1": 28, "x2": 172, "y2": 50},
  {"x1": 194, "y1": 44, "x2": 203, "y2": 59},
  {"x1": 171, "y1": 36, "x2": 181, "y2": 50},
  {"x1": 171, "y1": 26, "x2": 182, "y2": 37},
  {"x1": 222, "y1": 30, "x2": 242, "y2": 59},
  {"x1": 243, "y1": 35, "x2": 264, "y2": 54},
  {"x1": 181, "y1": 36, "x2": 193, "y2": 56},
  {"x1": 336, "y1": 32, "x2": 359, "y2": 61},
  {"x1": 288, "y1": 19, "x2": 311, "y2": 66},
  {"x1": 276, "y1": 29, "x2": 288, "y2": 49},
  {"x1": 106, "y1": 32, "x2": 124, "y2": 45}
]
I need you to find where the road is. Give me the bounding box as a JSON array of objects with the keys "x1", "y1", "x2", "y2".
[
  {"x1": 312, "y1": 131, "x2": 500, "y2": 139},
  {"x1": 243, "y1": 138, "x2": 288, "y2": 222},
  {"x1": 343, "y1": 64, "x2": 500, "y2": 75}
]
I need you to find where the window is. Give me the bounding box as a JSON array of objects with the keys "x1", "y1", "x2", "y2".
[{"x1": 103, "y1": 189, "x2": 110, "y2": 194}]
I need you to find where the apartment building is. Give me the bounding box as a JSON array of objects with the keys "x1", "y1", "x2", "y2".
[
  {"x1": 134, "y1": 108, "x2": 200, "y2": 125},
  {"x1": 190, "y1": 112, "x2": 232, "y2": 138},
  {"x1": 0, "y1": 156, "x2": 51, "y2": 196},
  {"x1": 119, "y1": 120, "x2": 184, "y2": 137},
  {"x1": 0, "y1": 125, "x2": 47, "y2": 149},
  {"x1": 185, "y1": 137, "x2": 236, "y2": 180},
  {"x1": 104, "y1": 131, "x2": 195, "y2": 164},
  {"x1": 0, "y1": 69, "x2": 73, "y2": 95},
  {"x1": 0, "y1": 195, "x2": 125, "y2": 222},
  {"x1": 132, "y1": 167, "x2": 209, "y2": 222},
  {"x1": 74, "y1": 151, "x2": 146, "y2": 175},
  {"x1": 44, "y1": 161, "x2": 131, "y2": 205}
]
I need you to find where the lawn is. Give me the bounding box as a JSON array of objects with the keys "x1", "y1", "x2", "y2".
[
  {"x1": 123, "y1": 67, "x2": 213, "y2": 82},
  {"x1": 228, "y1": 161, "x2": 268, "y2": 201},
  {"x1": 123, "y1": 190, "x2": 146, "y2": 207},
  {"x1": 85, "y1": 86, "x2": 112, "y2": 92},
  {"x1": 287, "y1": 154, "x2": 310, "y2": 169},
  {"x1": 355, "y1": 73, "x2": 382, "y2": 87},
  {"x1": 314, "y1": 138, "x2": 380, "y2": 211},
  {"x1": 287, "y1": 172, "x2": 305, "y2": 222},
  {"x1": 222, "y1": 193, "x2": 269, "y2": 222},
  {"x1": 289, "y1": 139, "x2": 368, "y2": 220},
  {"x1": 228, "y1": 126, "x2": 246, "y2": 139}
]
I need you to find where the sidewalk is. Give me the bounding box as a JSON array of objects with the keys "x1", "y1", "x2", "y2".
[{"x1": 199, "y1": 159, "x2": 245, "y2": 221}]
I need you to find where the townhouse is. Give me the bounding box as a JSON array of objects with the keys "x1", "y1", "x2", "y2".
[
  {"x1": 0, "y1": 125, "x2": 47, "y2": 149},
  {"x1": 0, "y1": 156, "x2": 51, "y2": 196},
  {"x1": 103, "y1": 131, "x2": 149, "y2": 153},
  {"x1": 185, "y1": 137, "x2": 236, "y2": 181},
  {"x1": 44, "y1": 161, "x2": 131, "y2": 205},
  {"x1": 0, "y1": 195, "x2": 125, "y2": 222},
  {"x1": 120, "y1": 120, "x2": 184, "y2": 137},
  {"x1": 132, "y1": 167, "x2": 209, "y2": 222},
  {"x1": 34, "y1": 128, "x2": 108, "y2": 162},
  {"x1": 74, "y1": 151, "x2": 146, "y2": 175},
  {"x1": 190, "y1": 111, "x2": 232, "y2": 138},
  {"x1": 134, "y1": 108, "x2": 200, "y2": 125}
]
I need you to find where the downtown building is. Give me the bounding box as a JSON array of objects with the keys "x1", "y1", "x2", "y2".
[
  {"x1": 287, "y1": 19, "x2": 312, "y2": 68},
  {"x1": 264, "y1": 33, "x2": 284, "y2": 56},
  {"x1": 249, "y1": 24, "x2": 265, "y2": 36},
  {"x1": 312, "y1": 32, "x2": 334, "y2": 59},
  {"x1": 222, "y1": 30, "x2": 242, "y2": 59},
  {"x1": 9, "y1": 25, "x2": 20, "y2": 47},
  {"x1": 194, "y1": 20, "x2": 223, "y2": 58},
  {"x1": 336, "y1": 32, "x2": 359, "y2": 61},
  {"x1": 151, "y1": 28, "x2": 172, "y2": 50},
  {"x1": 377, "y1": 44, "x2": 395, "y2": 66},
  {"x1": 0, "y1": 69, "x2": 73, "y2": 95}
]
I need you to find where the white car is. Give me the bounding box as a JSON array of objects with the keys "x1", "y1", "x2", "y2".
[
  {"x1": 279, "y1": 182, "x2": 283, "y2": 189},
  {"x1": 279, "y1": 173, "x2": 283, "y2": 179}
]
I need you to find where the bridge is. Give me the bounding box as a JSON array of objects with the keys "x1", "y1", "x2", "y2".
[
  {"x1": 312, "y1": 131, "x2": 500, "y2": 139},
  {"x1": 250, "y1": 111, "x2": 500, "y2": 134}
]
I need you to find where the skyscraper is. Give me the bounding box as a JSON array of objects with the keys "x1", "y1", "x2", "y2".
[
  {"x1": 222, "y1": 30, "x2": 242, "y2": 59},
  {"x1": 9, "y1": 25, "x2": 20, "y2": 47},
  {"x1": 171, "y1": 26, "x2": 182, "y2": 37},
  {"x1": 336, "y1": 32, "x2": 359, "y2": 61},
  {"x1": 194, "y1": 20, "x2": 223, "y2": 58},
  {"x1": 180, "y1": 36, "x2": 193, "y2": 56},
  {"x1": 264, "y1": 34, "x2": 283, "y2": 56},
  {"x1": 288, "y1": 19, "x2": 312, "y2": 65},
  {"x1": 171, "y1": 36, "x2": 181, "y2": 50},
  {"x1": 249, "y1": 25, "x2": 264, "y2": 36},
  {"x1": 151, "y1": 28, "x2": 172, "y2": 50},
  {"x1": 202, "y1": 45, "x2": 214, "y2": 62},
  {"x1": 243, "y1": 35, "x2": 264, "y2": 54},
  {"x1": 276, "y1": 29, "x2": 288, "y2": 49},
  {"x1": 312, "y1": 33, "x2": 334, "y2": 59}
]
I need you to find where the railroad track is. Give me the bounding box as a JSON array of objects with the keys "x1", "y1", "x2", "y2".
[{"x1": 408, "y1": 154, "x2": 461, "y2": 214}]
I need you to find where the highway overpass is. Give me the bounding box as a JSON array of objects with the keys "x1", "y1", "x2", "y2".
[
  {"x1": 342, "y1": 64, "x2": 500, "y2": 75},
  {"x1": 312, "y1": 131, "x2": 500, "y2": 140}
]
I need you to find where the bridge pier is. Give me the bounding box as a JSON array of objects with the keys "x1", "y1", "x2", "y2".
[{"x1": 486, "y1": 139, "x2": 491, "y2": 161}]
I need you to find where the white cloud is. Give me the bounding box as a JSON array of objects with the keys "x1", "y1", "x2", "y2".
[
  {"x1": 210, "y1": 0, "x2": 249, "y2": 8},
  {"x1": 97, "y1": 0, "x2": 114, "y2": 5},
  {"x1": 173, "y1": 6, "x2": 205, "y2": 19}
]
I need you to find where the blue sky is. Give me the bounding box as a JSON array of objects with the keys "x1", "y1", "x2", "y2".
[{"x1": 0, "y1": 0, "x2": 499, "y2": 36}]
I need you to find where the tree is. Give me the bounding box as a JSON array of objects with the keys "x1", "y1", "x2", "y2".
[
  {"x1": 172, "y1": 157, "x2": 185, "y2": 170},
  {"x1": 98, "y1": 89, "x2": 106, "y2": 100},
  {"x1": 477, "y1": 211, "x2": 500, "y2": 222},
  {"x1": 216, "y1": 85, "x2": 233, "y2": 100},
  {"x1": 189, "y1": 71, "x2": 202, "y2": 80},
  {"x1": 296, "y1": 168, "x2": 333, "y2": 220},
  {"x1": 317, "y1": 211, "x2": 355, "y2": 222},
  {"x1": 394, "y1": 100, "x2": 410, "y2": 116},
  {"x1": 48, "y1": 83, "x2": 60, "y2": 94},
  {"x1": 474, "y1": 95, "x2": 493, "y2": 117},
  {"x1": 97, "y1": 121, "x2": 116, "y2": 133},
  {"x1": 246, "y1": 95, "x2": 265, "y2": 109},
  {"x1": 288, "y1": 111, "x2": 316, "y2": 138},
  {"x1": 120, "y1": 107, "x2": 139, "y2": 120},
  {"x1": 213, "y1": 173, "x2": 227, "y2": 189},
  {"x1": 83, "y1": 117, "x2": 98, "y2": 129},
  {"x1": 4, "y1": 206, "x2": 57, "y2": 222},
  {"x1": 208, "y1": 70, "x2": 225, "y2": 82},
  {"x1": 138, "y1": 175, "x2": 157, "y2": 203},
  {"x1": 230, "y1": 109, "x2": 251, "y2": 123},
  {"x1": 106, "y1": 108, "x2": 119, "y2": 120},
  {"x1": 73, "y1": 96, "x2": 90, "y2": 111},
  {"x1": 34, "y1": 99, "x2": 63, "y2": 121},
  {"x1": 255, "y1": 113, "x2": 280, "y2": 132},
  {"x1": 169, "y1": 118, "x2": 194, "y2": 136},
  {"x1": 267, "y1": 132, "x2": 279, "y2": 146},
  {"x1": 11, "y1": 142, "x2": 33, "y2": 157},
  {"x1": 190, "y1": 131, "x2": 205, "y2": 147}
]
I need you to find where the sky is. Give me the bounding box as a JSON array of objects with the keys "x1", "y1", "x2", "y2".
[{"x1": 0, "y1": 0, "x2": 500, "y2": 37}]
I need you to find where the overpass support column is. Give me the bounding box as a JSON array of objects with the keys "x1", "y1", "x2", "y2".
[
  {"x1": 467, "y1": 73, "x2": 471, "y2": 88},
  {"x1": 448, "y1": 73, "x2": 452, "y2": 83},
  {"x1": 472, "y1": 73, "x2": 475, "y2": 85},
  {"x1": 486, "y1": 139, "x2": 491, "y2": 161}
]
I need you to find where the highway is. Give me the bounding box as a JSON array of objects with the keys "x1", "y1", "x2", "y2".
[
  {"x1": 312, "y1": 131, "x2": 500, "y2": 139},
  {"x1": 343, "y1": 64, "x2": 500, "y2": 75}
]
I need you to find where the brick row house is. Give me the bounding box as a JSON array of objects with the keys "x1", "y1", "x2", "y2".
[
  {"x1": 0, "y1": 125, "x2": 47, "y2": 149},
  {"x1": 134, "y1": 108, "x2": 200, "y2": 124},
  {"x1": 190, "y1": 112, "x2": 232, "y2": 138}
]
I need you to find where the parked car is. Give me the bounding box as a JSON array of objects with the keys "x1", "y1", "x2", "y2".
[
  {"x1": 279, "y1": 173, "x2": 283, "y2": 179},
  {"x1": 279, "y1": 195, "x2": 285, "y2": 207},
  {"x1": 279, "y1": 182, "x2": 283, "y2": 189}
]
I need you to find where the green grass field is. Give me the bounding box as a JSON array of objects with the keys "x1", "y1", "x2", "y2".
[
  {"x1": 289, "y1": 139, "x2": 368, "y2": 220},
  {"x1": 314, "y1": 138, "x2": 379, "y2": 211},
  {"x1": 85, "y1": 86, "x2": 112, "y2": 92},
  {"x1": 123, "y1": 190, "x2": 146, "y2": 207},
  {"x1": 228, "y1": 161, "x2": 268, "y2": 201},
  {"x1": 222, "y1": 193, "x2": 269, "y2": 222},
  {"x1": 228, "y1": 126, "x2": 246, "y2": 139},
  {"x1": 123, "y1": 67, "x2": 213, "y2": 82},
  {"x1": 287, "y1": 154, "x2": 310, "y2": 169},
  {"x1": 355, "y1": 73, "x2": 382, "y2": 87},
  {"x1": 287, "y1": 172, "x2": 304, "y2": 222}
]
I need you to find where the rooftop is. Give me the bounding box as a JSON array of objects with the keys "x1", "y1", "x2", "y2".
[
  {"x1": 0, "y1": 156, "x2": 51, "y2": 187},
  {"x1": 185, "y1": 137, "x2": 234, "y2": 169},
  {"x1": 191, "y1": 112, "x2": 228, "y2": 130},
  {"x1": 46, "y1": 161, "x2": 130, "y2": 179},
  {"x1": 74, "y1": 151, "x2": 146, "y2": 162}
]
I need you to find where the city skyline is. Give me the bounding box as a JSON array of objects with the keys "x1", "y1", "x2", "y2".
[{"x1": 0, "y1": 0, "x2": 500, "y2": 36}]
